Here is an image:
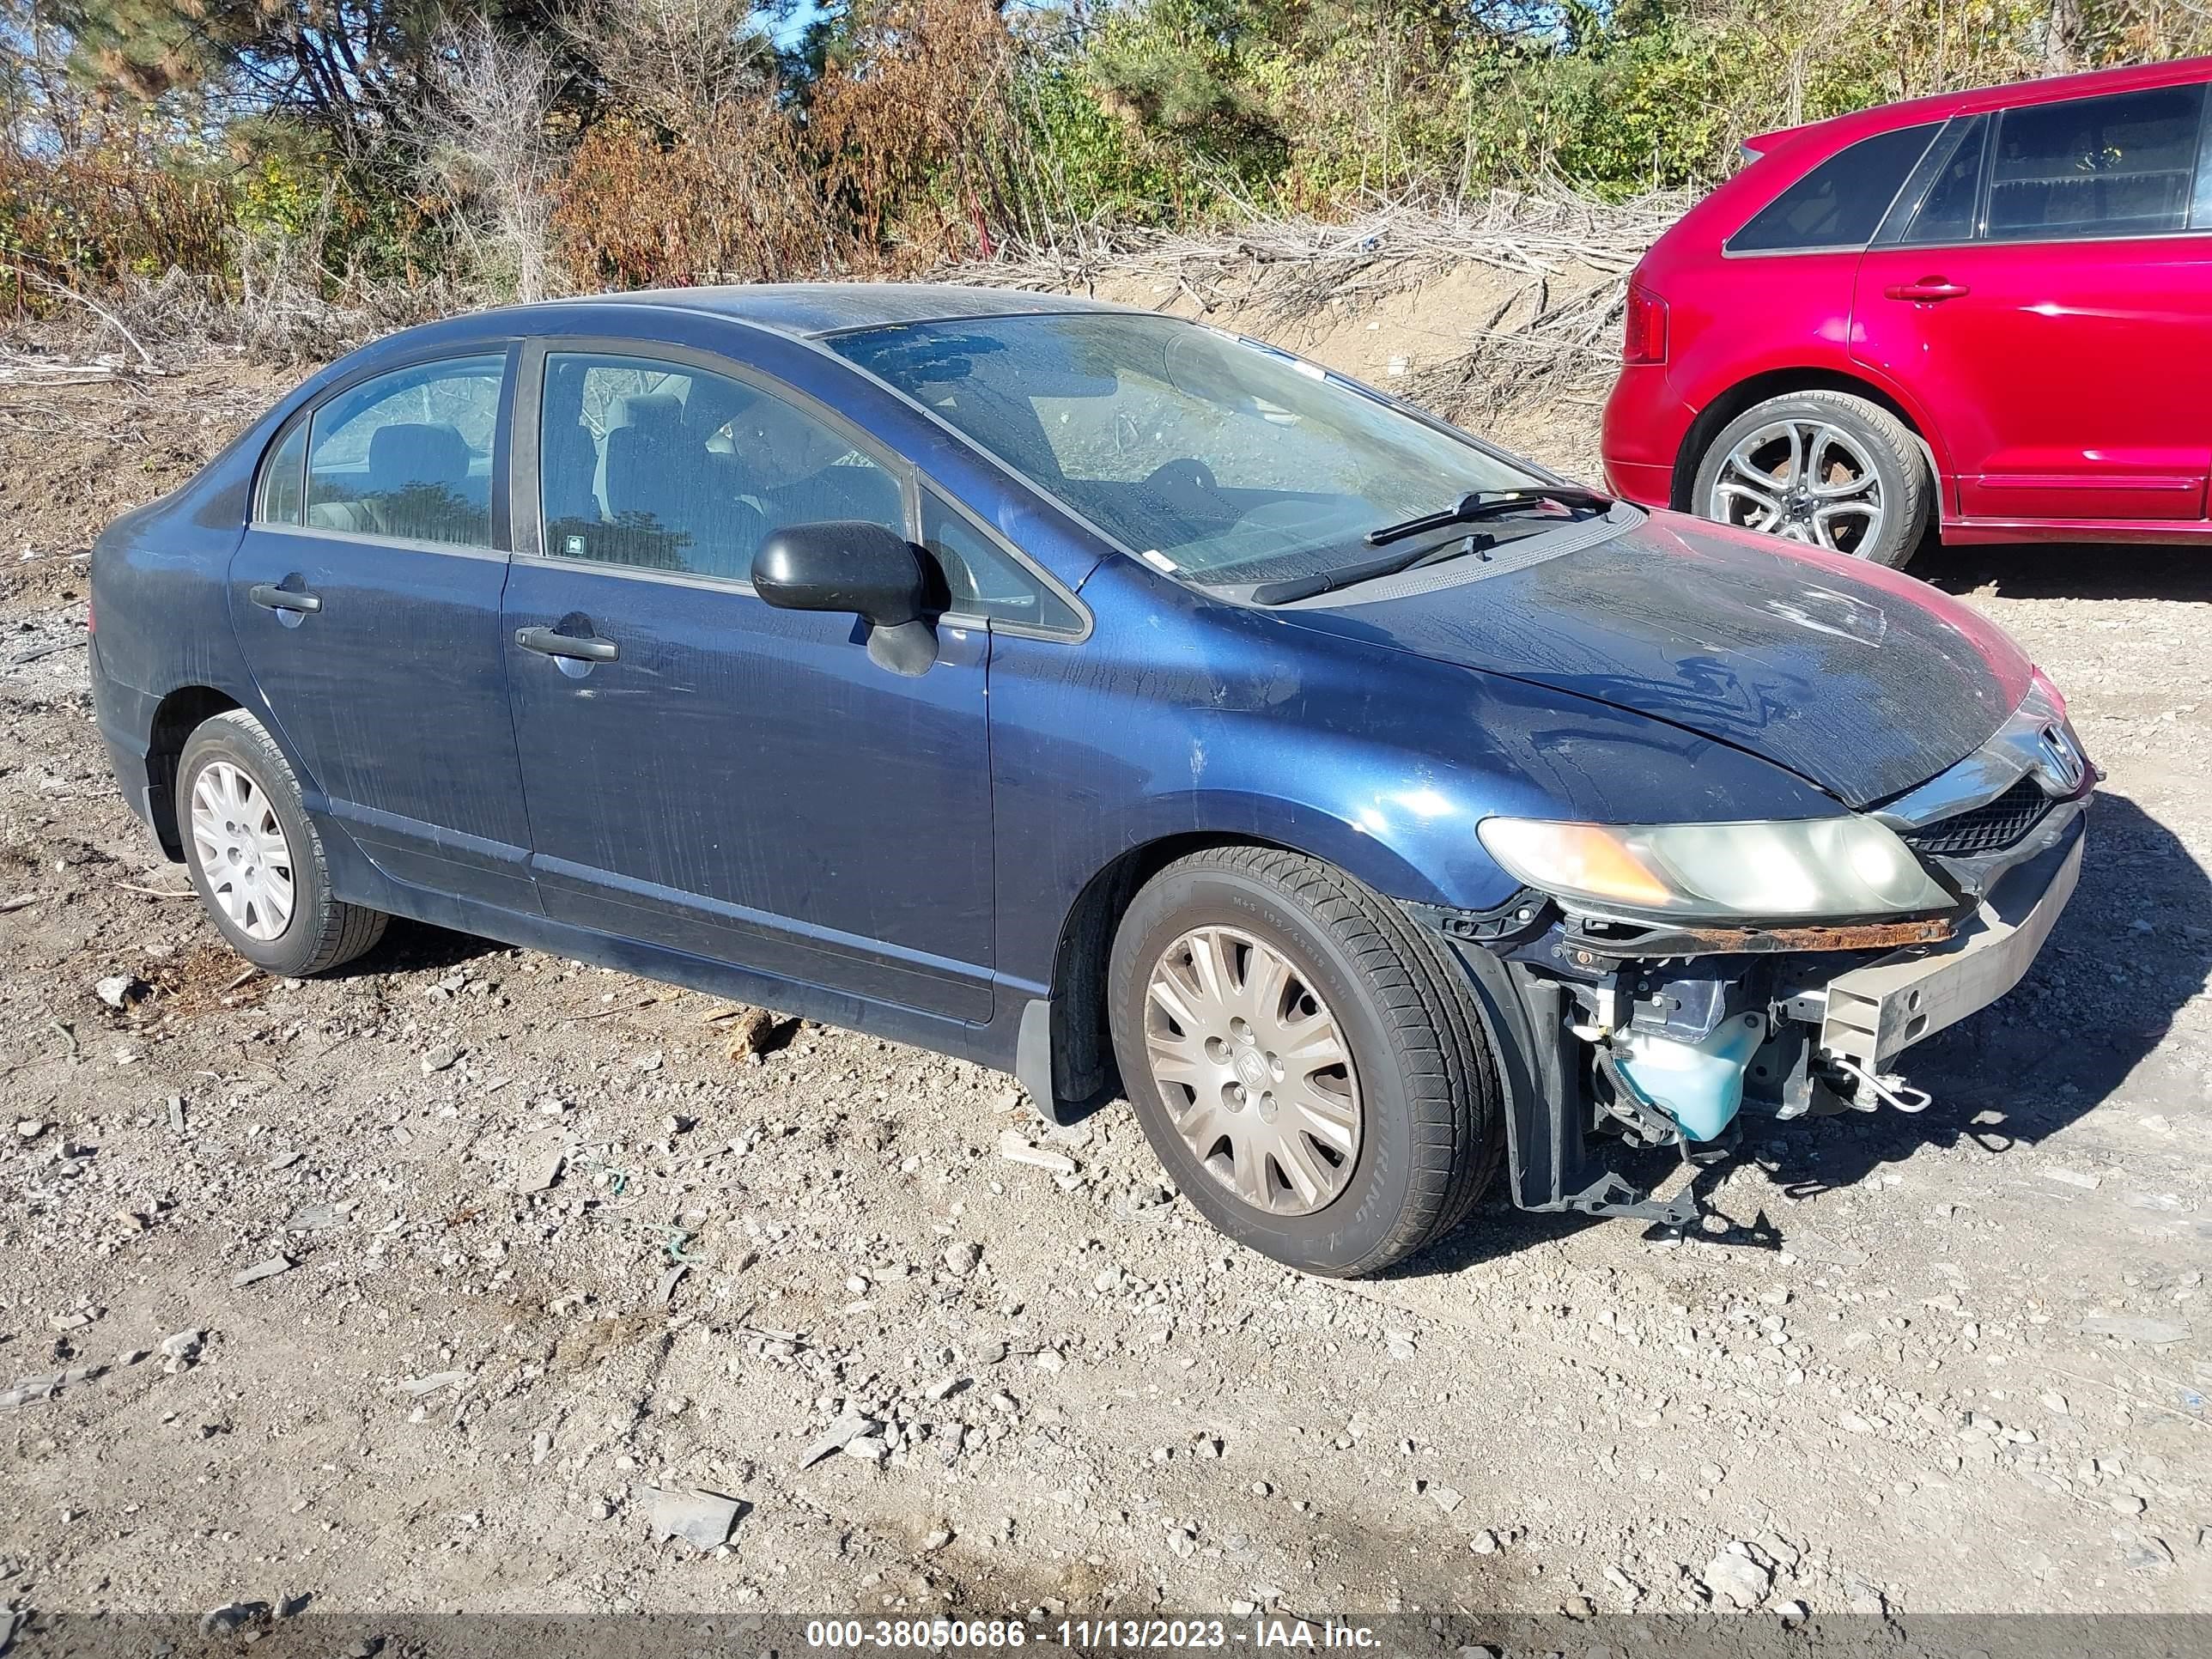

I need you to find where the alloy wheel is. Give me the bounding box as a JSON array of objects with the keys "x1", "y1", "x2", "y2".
[
  {"x1": 1708, "y1": 418, "x2": 1887, "y2": 556},
  {"x1": 189, "y1": 759, "x2": 296, "y2": 942},
  {"x1": 1141, "y1": 926, "x2": 1362, "y2": 1216}
]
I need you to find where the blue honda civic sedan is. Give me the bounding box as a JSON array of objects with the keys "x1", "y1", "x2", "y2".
[{"x1": 89, "y1": 285, "x2": 2092, "y2": 1275}]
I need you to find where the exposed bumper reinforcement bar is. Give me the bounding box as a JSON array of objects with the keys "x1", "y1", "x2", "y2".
[{"x1": 1819, "y1": 819, "x2": 2084, "y2": 1068}]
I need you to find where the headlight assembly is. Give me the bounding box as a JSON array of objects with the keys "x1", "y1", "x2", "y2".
[{"x1": 1476, "y1": 814, "x2": 1953, "y2": 922}]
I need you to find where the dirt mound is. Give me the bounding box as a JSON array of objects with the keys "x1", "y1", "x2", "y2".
[{"x1": 0, "y1": 358, "x2": 287, "y2": 611}]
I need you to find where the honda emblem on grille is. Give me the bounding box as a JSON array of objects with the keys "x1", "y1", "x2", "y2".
[{"x1": 2036, "y1": 723, "x2": 2087, "y2": 795}]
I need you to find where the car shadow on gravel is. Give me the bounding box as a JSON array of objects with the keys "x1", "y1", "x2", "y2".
[
  {"x1": 1920, "y1": 541, "x2": 2212, "y2": 601},
  {"x1": 1401, "y1": 791, "x2": 2209, "y2": 1276},
  {"x1": 347, "y1": 915, "x2": 509, "y2": 978}
]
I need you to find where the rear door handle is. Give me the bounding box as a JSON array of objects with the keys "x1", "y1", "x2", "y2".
[
  {"x1": 515, "y1": 625, "x2": 618, "y2": 663},
  {"x1": 1885, "y1": 278, "x2": 1970, "y2": 302},
  {"x1": 248, "y1": 582, "x2": 322, "y2": 614}
]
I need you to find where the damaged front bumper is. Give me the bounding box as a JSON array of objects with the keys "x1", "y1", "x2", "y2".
[
  {"x1": 1409, "y1": 789, "x2": 2089, "y2": 1228},
  {"x1": 1815, "y1": 828, "x2": 2081, "y2": 1070}
]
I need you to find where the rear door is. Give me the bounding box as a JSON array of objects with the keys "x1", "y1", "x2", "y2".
[
  {"x1": 501, "y1": 341, "x2": 1000, "y2": 1022},
  {"x1": 230, "y1": 349, "x2": 539, "y2": 911},
  {"x1": 1853, "y1": 85, "x2": 2212, "y2": 524}
]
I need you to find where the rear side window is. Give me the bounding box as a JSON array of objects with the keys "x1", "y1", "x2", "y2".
[
  {"x1": 304, "y1": 356, "x2": 504, "y2": 547},
  {"x1": 256, "y1": 419, "x2": 307, "y2": 526},
  {"x1": 1728, "y1": 124, "x2": 1940, "y2": 252},
  {"x1": 538, "y1": 351, "x2": 904, "y2": 582},
  {"x1": 1986, "y1": 85, "x2": 2205, "y2": 240}
]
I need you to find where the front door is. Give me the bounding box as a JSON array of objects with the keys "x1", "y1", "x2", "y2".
[
  {"x1": 1853, "y1": 88, "x2": 2212, "y2": 524},
  {"x1": 228, "y1": 349, "x2": 539, "y2": 911},
  {"x1": 501, "y1": 343, "x2": 996, "y2": 1022}
]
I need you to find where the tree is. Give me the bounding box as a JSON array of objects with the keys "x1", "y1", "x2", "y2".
[
  {"x1": 416, "y1": 15, "x2": 562, "y2": 298},
  {"x1": 2044, "y1": 0, "x2": 2084, "y2": 69},
  {"x1": 35, "y1": 0, "x2": 573, "y2": 151}
]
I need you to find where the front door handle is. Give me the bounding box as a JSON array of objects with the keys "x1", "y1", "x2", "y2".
[
  {"x1": 515, "y1": 625, "x2": 618, "y2": 663},
  {"x1": 248, "y1": 582, "x2": 322, "y2": 614},
  {"x1": 1884, "y1": 278, "x2": 1970, "y2": 302}
]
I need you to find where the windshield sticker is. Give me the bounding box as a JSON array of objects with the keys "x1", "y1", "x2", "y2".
[{"x1": 1140, "y1": 549, "x2": 1180, "y2": 572}]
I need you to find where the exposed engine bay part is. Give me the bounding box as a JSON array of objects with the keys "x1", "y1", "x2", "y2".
[
  {"x1": 1821, "y1": 1052, "x2": 1934, "y2": 1115},
  {"x1": 1445, "y1": 947, "x2": 1729, "y2": 1227},
  {"x1": 1604, "y1": 1011, "x2": 1767, "y2": 1141}
]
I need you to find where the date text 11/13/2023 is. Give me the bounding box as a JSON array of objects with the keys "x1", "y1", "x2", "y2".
[{"x1": 802, "y1": 1618, "x2": 1383, "y2": 1649}]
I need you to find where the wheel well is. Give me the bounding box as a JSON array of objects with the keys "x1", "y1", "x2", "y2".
[
  {"x1": 1671, "y1": 369, "x2": 1938, "y2": 512},
  {"x1": 1043, "y1": 831, "x2": 1296, "y2": 1111},
  {"x1": 143, "y1": 686, "x2": 242, "y2": 860}
]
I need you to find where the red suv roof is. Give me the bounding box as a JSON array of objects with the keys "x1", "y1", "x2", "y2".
[{"x1": 1745, "y1": 53, "x2": 2212, "y2": 159}]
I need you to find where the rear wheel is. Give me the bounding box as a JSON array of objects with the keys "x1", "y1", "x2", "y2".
[
  {"x1": 178, "y1": 709, "x2": 387, "y2": 976},
  {"x1": 1692, "y1": 389, "x2": 1932, "y2": 568},
  {"x1": 1107, "y1": 846, "x2": 1503, "y2": 1277}
]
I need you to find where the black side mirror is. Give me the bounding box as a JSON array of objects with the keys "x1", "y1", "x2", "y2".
[{"x1": 752, "y1": 520, "x2": 937, "y2": 675}]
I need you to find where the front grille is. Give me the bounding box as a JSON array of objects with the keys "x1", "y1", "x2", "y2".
[{"x1": 1901, "y1": 775, "x2": 2053, "y2": 857}]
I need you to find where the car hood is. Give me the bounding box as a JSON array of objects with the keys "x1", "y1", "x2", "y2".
[{"x1": 1269, "y1": 509, "x2": 2032, "y2": 810}]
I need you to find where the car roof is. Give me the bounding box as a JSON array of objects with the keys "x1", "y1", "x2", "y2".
[
  {"x1": 1746, "y1": 52, "x2": 2212, "y2": 157},
  {"x1": 525, "y1": 282, "x2": 1138, "y2": 339}
]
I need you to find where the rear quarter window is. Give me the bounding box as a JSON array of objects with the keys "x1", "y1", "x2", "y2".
[{"x1": 1727, "y1": 123, "x2": 1941, "y2": 252}]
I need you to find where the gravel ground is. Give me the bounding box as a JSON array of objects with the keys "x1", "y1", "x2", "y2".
[{"x1": 0, "y1": 356, "x2": 2207, "y2": 1635}]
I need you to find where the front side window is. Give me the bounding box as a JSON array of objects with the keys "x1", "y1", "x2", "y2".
[
  {"x1": 1728, "y1": 123, "x2": 1940, "y2": 252},
  {"x1": 304, "y1": 356, "x2": 503, "y2": 547},
  {"x1": 1986, "y1": 85, "x2": 2205, "y2": 240},
  {"x1": 538, "y1": 353, "x2": 904, "y2": 581},
  {"x1": 921, "y1": 490, "x2": 1079, "y2": 633},
  {"x1": 830, "y1": 313, "x2": 1546, "y2": 587}
]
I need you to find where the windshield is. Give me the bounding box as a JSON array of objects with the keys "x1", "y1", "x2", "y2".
[{"x1": 827, "y1": 312, "x2": 1544, "y2": 586}]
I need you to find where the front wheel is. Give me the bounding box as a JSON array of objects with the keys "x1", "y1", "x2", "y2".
[
  {"x1": 1692, "y1": 389, "x2": 1933, "y2": 568},
  {"x1": 177, "y1": 709, "x2": 388, "y2": 976},
  {"x1": 1107, "y1": 846, "x2": 1503, "y2": 1277}
]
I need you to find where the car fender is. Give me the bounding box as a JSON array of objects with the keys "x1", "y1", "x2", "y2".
[{"x1": 89, "y1": 456, "x2": 319, "y2": 843}]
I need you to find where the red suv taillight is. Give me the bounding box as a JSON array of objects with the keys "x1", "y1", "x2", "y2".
[{"x1": 1623, "y1": 279, "x2": 1669, "y2": 366}]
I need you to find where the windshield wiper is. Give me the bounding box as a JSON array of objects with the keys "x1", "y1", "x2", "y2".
[
  {"x1": 1363, "y1": 485, "x2": 1612, "y2": 546},
  {"x1": 1233, "y1": 530, "x2": 1499, "y2": 605},
  {"x1": 1220, "y1": 485, "x2": 1617, "y2": 606}
]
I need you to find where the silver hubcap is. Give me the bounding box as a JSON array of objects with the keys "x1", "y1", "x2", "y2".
[
  {"x1": 189, "y1": 759, "x2": 295, "y2": 942},
  {"x1": 1142, "y1": 927, "x2": 1362, "y2": 1217},
  {"x1": 1710, "y1": 418, "x2": 1887, "y2": 556}
]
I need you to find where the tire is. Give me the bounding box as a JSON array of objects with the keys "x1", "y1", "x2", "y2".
[
  {"x1": 1691, "y1": 389, "x2": 1933, "y2": 568},
  {"x1": 1107, "y1": 846, "x2": 1504, "y2": 1278},
  {"x1": 177, "y1": 709, "x2": 387, "y2": 976}
]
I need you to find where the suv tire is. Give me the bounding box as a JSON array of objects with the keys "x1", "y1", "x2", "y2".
[
  {"x1": 1692, "y1": 389, "x2": 1933, "y2": 568},
  {"x1": 1107, "y1": 846, "x2": 1503, "y2": 1277},
  {"x1": 177, "y1": 709, "x2": 387, "y2": 976}
]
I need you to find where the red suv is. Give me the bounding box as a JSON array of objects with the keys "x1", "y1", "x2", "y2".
[{"x1": 1602, "y1": 56, "x2": 2212, "y2": 568}]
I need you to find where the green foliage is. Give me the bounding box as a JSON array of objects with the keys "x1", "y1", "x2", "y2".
[
  {"x1": 1006, "y1": 57, "x2": 1199, "y2": 228},
  {"x1": 1445, "y1": 24, "x2": 1744, "y2": 195}
]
